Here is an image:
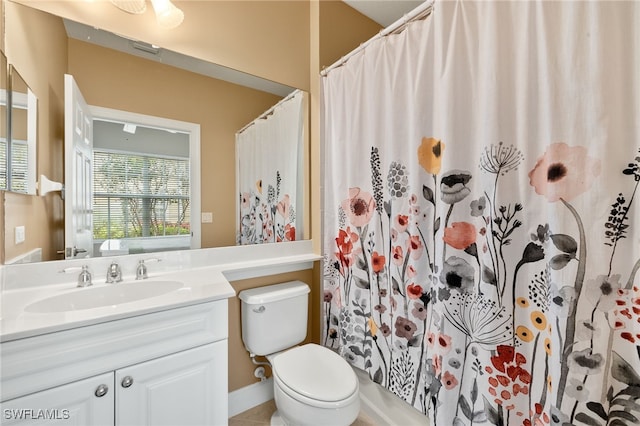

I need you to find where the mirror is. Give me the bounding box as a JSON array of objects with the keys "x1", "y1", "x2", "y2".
[
  {"x1": 0, "y1": 51, "x2": 7, "y2": 189},
  {"x1": 7, "y1": 65, "x2": 37, "y2": 194},
  {"x1": 3, "y1": 1, "x2": 309, "y2": 264}
]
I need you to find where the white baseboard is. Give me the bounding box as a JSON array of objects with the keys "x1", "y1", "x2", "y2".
[{"x1": 228, "y1": 378, "x2": 274, "y2": 418}]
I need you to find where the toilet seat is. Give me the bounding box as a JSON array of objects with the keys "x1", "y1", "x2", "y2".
[{"x1": 271, "y1": 344, "x2": 358, "y2": 407}]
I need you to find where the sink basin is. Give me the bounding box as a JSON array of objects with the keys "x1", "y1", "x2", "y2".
[{"x1": 25, "y1": 281, "x2": 184, "y2": 314}]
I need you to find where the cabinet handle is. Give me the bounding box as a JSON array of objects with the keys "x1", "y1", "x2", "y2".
[
  {"x1": 95, "y1": 384, "x2": 109, "y2": 397},
  {"x1": 121, "y1": 376, "x2": 134, "y2": 388}
]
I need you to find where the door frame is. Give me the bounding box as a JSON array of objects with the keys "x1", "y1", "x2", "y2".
[{"x1": 90, "y1": 106, "x2": 201, "y2": 250}]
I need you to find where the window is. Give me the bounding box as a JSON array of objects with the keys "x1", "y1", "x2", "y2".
[
  {"x1": 92, "y1": 150, "x2": 190, "y2": 242},
  {"x1": 0, "y1": 139, "x2": 29, "y2": 192}
]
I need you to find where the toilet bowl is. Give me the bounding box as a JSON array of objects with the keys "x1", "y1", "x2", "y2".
[
  {"x1": 239, "y1": 282, "x2": 360, "y2": 426},
  {"x1": 268, "y1": 344, "x2": 360, "y2": 426}
]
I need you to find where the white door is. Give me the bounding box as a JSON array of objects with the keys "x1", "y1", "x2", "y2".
[
  {"x1": 64, "y1": 74, "x2": 93, "y2": 259},
  {"x1": 0, "y1": 373, "x2": 114, "y2": 426},
  {"x1": 116, "y1": 342, "x2": 227, "y2": 426}
]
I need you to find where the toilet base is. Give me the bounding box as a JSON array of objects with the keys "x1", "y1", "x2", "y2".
[{"x1": 270, "y1": 410, "x2": 286, "y2": 426}]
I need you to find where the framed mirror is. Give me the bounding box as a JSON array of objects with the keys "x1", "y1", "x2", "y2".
[{"x1": 7, "y1": 65, "x2": 37, "y2": 194}]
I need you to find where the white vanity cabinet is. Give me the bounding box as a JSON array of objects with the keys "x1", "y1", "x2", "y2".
[
  {"x1": 1, "y1": 373, "x2": 114, "y2": 425},
  {"x1": 1, "y1": 301, "x2": 229, "y2": 426}
]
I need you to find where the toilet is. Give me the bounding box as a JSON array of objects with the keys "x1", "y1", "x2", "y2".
[{"x1": 239, "y1": 281, "x2": 360, "y2": 426}]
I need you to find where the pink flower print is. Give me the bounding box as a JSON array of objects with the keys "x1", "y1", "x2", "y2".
[
  {"x1": 241, "y1": 192, "x2": 250, "y2": 210},
  {"x1": 407, "y1": 283, "x2": 422, "y2": 299},
  {"x1": 392, "y1": 246, "x2": 404, "y2": 266},
  {"x1": 432, "y1": 355, "x2": 442, "y2": 376},
  {"x1": 276, "y1": 194, "x2": 290, "y2": 218},
  {"x1": 409, "y1": 235, "x2": 423, "y2": 259},
  {"x1": 528, "y1": 142, "x2": 601, "y2": 202},
  {"x1": 341, "y1": 187, "x2": 376, "y2": 227},
  {"x1": 407, "y1": 265, "x2": 417, "y2": 278},
  {"x1": 395, "y1": 214, "x2": 409, "y2": 232},
  {"x1": 284, "y1": 224, "x2": 295, "y2": 241},
  {"x1": 441, "y1": 371, "x2": 458, "y2": 390},
  {"x1": 436, "y1": 334, "x2": 453, "y2": 354}
]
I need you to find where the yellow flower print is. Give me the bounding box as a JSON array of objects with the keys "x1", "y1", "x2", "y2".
[
  {"x1": 544, "y1": 337, "x2": 552, "y2": 356},
  {"x1": 516, "y1": 325, "x2": 534, "y2": 342},
  {"x1": 531, "y1": 311, "x2": 548, "y2": 331},
  {"x1": 516, "y1": 297, "x2": 530, "y2": 308},
  {"x1": 418, "y1": 137, "x2": 445, "y2": 175},
  {"x1": 368, "y1": 317, "x2": 378, "y2": 336},
  {"x1": 256, "y1": 179, "x2": 263, "y2": 194}
]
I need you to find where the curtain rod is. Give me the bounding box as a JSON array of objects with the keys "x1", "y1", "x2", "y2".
[
  {"x1": 236, "y1": 89, "x2": 301, "y2": 135},
  {"x1": 321, "y1": 0, "x2": 434, "y2": 77}
]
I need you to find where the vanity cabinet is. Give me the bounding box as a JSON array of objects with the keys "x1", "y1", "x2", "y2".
[
  {"x1": 1, "y1": 373, "x2": 114, "y2": 425},
  {"x1": 1, "y1": 301, "x2": 229, "y2": 425}
]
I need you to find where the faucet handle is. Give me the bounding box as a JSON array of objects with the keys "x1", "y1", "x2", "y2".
[
  {"x1": 77, "y1": 265, "x2": 93, "y2": 287},
  {"x1": 136, "y1": 258, "x2": 162, "y2": 280}
]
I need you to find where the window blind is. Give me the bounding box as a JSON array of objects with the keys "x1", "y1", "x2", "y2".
[{"x1": 93, "y1": 150, "x2": 190, "y2": 240}]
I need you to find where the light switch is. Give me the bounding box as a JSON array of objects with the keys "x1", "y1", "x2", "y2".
[
  {"x1": 201, "y1": 212, "x2": 213, "y2": 223},
  {"x1": 15, "y1": 226, "x2": 25, "y2": 244}
]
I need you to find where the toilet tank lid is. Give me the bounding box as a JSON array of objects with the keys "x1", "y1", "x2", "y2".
[{"x1": 238, "y1": 281, "x2": 310, "y2": 304}]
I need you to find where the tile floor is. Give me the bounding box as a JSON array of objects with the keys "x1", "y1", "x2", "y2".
[{"x1": 229, "y1": 399, "x2": 377, "y2": 426}]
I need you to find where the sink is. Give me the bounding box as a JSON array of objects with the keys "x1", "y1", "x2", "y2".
[{"x1": 25, "y1": 281, "x2": 184, "y2": 314}]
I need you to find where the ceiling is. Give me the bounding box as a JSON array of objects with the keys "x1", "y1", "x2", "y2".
[{"x1": 343, "y1": 0, "x2": 425, "y2": 27}]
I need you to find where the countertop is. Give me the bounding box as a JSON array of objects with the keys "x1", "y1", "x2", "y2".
[{"x1": 0, "y1": 241, "x2": 321, "y2": 342}]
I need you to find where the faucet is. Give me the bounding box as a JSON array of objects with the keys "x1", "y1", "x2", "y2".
[
  {"x1": 136, "y1": 258, "x2": 162, "y2": 280},
  {"x1": 77, "y1": 265, "x2": 93, "y2": 287},
  {"x1": 106, "y1": 261, "x2": 122, "y2": 283},
  {"x1": 136, "y1": 260, "x2": 148, "y2": 280}
]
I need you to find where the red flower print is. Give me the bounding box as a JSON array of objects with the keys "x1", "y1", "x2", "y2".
[
  {"x1": 485, "y1": 345, "x2": 531, "y2": 410},
  {"x1": 341, "y1": 187, "x2": 376, "y2": 227},
  {"x1": 441, "y1": 371, "x2": 458, "y2": 390},
  {"x1": 437, "y1": 334, "x2": 452, "y2": 354},
  {"x1": 335, "y1": 228, "x2": 359, "y2": 269},
  {"x1": 395, "y1": 214, "x2": 409, "y2": 232},
  {"x1": 407, "y1": 283, "x2": 422, "y2": 299},
  {"x1": 432, "y1": 355, "x2": 442, "y2": 376},
  {"x1": 443, "y1": 222, "x2": 477, "y2": 250},
  {"x1": 371, "y1": 251, "x2": 386, "y2": 274},
  {"x1": 284, "y1": 224, "x2": 296, "y2": 241},
  {"x1": 528, "y1": 142, "x2": 601, "y2": 202},
  {"x1": 392, "y1": 246, "x2": 404, "y2": 266}
]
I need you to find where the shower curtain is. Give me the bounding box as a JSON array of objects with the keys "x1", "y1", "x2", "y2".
[
  {"x1": 237, "y1": 90, "x2": 304, "y2": 245},
  {"x1": 322, "y1": 1, "x2": 640, "y2": 425}
]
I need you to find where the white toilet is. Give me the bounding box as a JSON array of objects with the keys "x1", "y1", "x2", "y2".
[{"x1": 239, "y1": 281, "x2": 360, "y2": 426}]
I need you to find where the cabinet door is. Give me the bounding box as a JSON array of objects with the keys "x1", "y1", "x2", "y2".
[
  {"x1": 0, "y1": 373, "x2": 114, "y2": 426},
  {"x1": 116, "y1": 341, "x2": 227, "y2": 426}
]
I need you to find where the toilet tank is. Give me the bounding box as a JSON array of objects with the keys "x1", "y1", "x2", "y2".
[{"x1": 238, "y1": 281, "x2": 310, "y2": 356}]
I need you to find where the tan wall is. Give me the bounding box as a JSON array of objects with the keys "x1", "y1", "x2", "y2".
[
  {"x1": 4, "y1": 2, "x2": 67, "y2": 262},
  {"x1": 68, "y1": 39, "x2": 281, "y2": 248},
  {"x1": 15, "y1": 0, "x2": 311, "y2": 91},
  {"x1": 319, "y1": 0, "x2": 381, "y2": 69}
]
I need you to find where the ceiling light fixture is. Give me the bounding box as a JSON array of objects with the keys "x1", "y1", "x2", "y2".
[
  {"x1": 110, "y1": 0, "x2": 146, "y2": 15},
  {"x1": 110, "y1": 0, "x2": 184, "y2": 29},
  {"x1": 150, "y1": 0, "x2": 184, "y2": 29}
]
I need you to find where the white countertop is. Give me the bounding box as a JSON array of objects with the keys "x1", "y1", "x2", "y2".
[{"x1": 0, "y1": 241, "x2": 321, "y2": 342}]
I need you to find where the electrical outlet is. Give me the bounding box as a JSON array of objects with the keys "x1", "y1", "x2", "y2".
[
  {"x1": 201, "y1": 212, "x2": 213, "y2": 223},
  {"x1": 15, "y1": 226, "x2": 25, "y2": 244}
]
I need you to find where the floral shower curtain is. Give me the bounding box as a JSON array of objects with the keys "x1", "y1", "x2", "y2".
[
  {"x1": 237, "y1": 90, "x2": 304, "y2": 244},
  {"x1": 322, "y1": 1, "x2": 640, "y2": 425}
]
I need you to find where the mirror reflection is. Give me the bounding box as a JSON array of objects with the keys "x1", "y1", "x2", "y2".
[
  {"x1": 8, "y1": 65, "x2": 37, "y2": 195},
  {"x1": 0, "y1": 51, "x2": 7, "y2": 189},
  {"x1": 3, "y1": 2, "x2": 308, "y2": 264}
]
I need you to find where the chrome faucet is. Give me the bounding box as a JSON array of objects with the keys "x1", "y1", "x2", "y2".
[
  {"x1": 136, "y1": 260, "x2": 148, "y2": 280},
  {"x1": 135, "y1": 258, "x2": 162, "y2": 280},
  {"x1": 77, "y1": 265, "x2": 93, "y2": 287},
  {"x1": 106, "y1": 261, "x2": 122, "y2": 283}
]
